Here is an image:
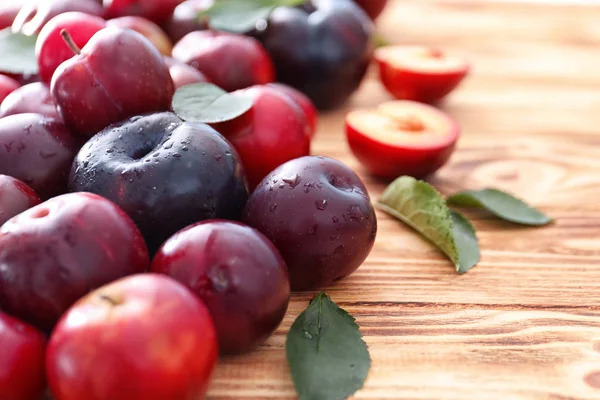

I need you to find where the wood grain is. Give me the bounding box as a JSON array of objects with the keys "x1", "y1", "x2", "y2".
[{"x1": 206, "y1": 1, "x2": 600, "y2": 399}]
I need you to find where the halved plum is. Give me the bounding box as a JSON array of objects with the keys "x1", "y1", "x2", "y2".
[
  {"x1": 374, "y1": 46, "x2": 470, "y2": 104},
  {"x1": 346, "y1": 100, "x2": 460, "y2": 179}
]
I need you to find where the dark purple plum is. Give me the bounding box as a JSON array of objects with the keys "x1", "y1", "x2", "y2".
[
  {"x1": 152, "y1": 220, "x2": 290, "y2": 355},
  {"x1": 0, "y1": 113, "x2": 79, "y2": 200},
  {"x1": 256, "y1": 0, "x2": 373, "y2": 110},
  {"x1": 0, "y1": 175, "x2": 41, "y2": 226},
  {"x1": 242, "y1": 156, "x2": 377, "y2": 291},
  {"x1": 69, "y1": 112, "x2": 249, "y2": 253},
  {"x1": 0, "y1": 192, "x2": 149, "y2": 332}
]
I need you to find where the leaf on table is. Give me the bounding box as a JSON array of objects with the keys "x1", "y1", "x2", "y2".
[
  {"x1": 286, "y1": 292, "x2": 371, "y2": 400},
  {"x1": 200, "y1": 0, "x2": 305, "y2": 33},
  {"x1": 0, "y1": 28, "x2": 38, "y2": 75},
  {"x1": 450, "y1": 209, "x2": 481, "y2": 272},
  {"x1": 447, "y1": 188, "x2": 553, "y2": 226},
  {"x1": 172, "y1": 82, "x2": 253, "y2": 124},
  {"x1": 378, "y1": 176, "x2": 481, "y2": 273}
]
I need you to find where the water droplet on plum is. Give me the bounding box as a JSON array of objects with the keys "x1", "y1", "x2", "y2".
[
  {"x1": 315, "y1": 200, "x2": 328, "y2": 210},
  {"x1": 282, "y1": 174, "x2": 301, "y2": 188},
  {"x1": 209, "y1": 265, "x2": 231, "y2": 293},
  {"x1": 347, "y1": 204, "x2": 364, "y2": 221}
]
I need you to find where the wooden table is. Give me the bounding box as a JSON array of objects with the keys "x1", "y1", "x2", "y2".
[{"x1": 207, "y1": 1, "x2": 600, "y2": 398}]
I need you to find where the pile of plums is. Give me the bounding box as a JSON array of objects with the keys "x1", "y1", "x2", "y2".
[
  {"x1": 0, "y1": 0, "x2": 382, "y2": 398},
  {"x1": 1, "y1": 0, "x2": 384, "y2": 110}
]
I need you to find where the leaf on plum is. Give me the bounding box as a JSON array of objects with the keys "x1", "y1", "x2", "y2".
[
  {"x1": 200, "y1": 0, "x2": 305, "y2": 33},
  {"x1": 0, "y1": 28, "x2": 38, "y2": 75},
  {"x1": 172, "y1": 82, "x2": 253, "y2": 124}
]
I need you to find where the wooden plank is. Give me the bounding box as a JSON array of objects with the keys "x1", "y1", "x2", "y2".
[{"x1": 206, "y1": 1, "x2": 600, "y2": 399}]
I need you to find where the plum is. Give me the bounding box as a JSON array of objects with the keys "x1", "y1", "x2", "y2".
[
  {"x1": 152, "y1": 220, "x2": 290, "y2": 355},
  {"x1": 256, "y1": 0, "x2": 373, "y2": 109},
  {"x1": 69, "y1": 112, "x2": 249, "y2": 253},
  {"x1": 242, "y1": 156, "x2": 377, "y2": 290}
]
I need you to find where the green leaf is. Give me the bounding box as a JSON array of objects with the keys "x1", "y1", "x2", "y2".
[
  {"x1": 172, "y1": 83, "x2": 253, "y2": 124},
  {"x1": 450, "y1": 209, "x2": 481, "y2": 272},
  {"x1": 286, "y1": 292, "x2": 371, "y2": 400},
  {"x1": 378, "y1": 176, "x2": 480, "y2": 273},
  {"x1": 0, "y1": 28, "x2": 38, "y2": 75},
  {"x1": 447, "y1": 189, "x2": 553, "y2": 226},
  {"x1": 201, "y1": 0, "x2": 304, "y2": 33}
]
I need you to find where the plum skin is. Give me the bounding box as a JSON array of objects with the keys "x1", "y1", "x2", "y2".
[
  {"x1": 0, "y1": 82, "x2": 59, "y2": 118},
  {"x1": 69, "y1": 112, "x2": 249, "y2": 254},
  {"x1": 152, "y1": 220, "x2": 290, "y2": 355},
  {"x1": 214, "y1": 84, "x2": 311, "y2": 190},
  {"x1": 163, "y1": 0, "x2": 213, "y2": 43},
  {"x1": 172, "y1": 30, "x2": 275, "y2": 93},
  {"x1": 0, "y1": 192, "x2": 150, "y2": 332},
  {"x1": 0, "y1": 113, "x2": 79, "y2": 200},
  {"x1": 256, "y1": 0, "x2": 374, "y2": 110},
  {"x1": 242, "y1": 156, "x2": 377, "y2": 291},
  {"x1": 51, "y1": 27, "x2": 175, "y2": 139},
  {"x1": 0, "y1": 175, "x2": 41, "y2": 226},
  {"x1": 35, "y1": 11, "x2": 107, "y2": 85},
  {"x1": 46, "y1": 274, "x2": 218, "y2": 400},
  {"x1": 0, "y1": 74, "x2": 20, "y2": 104},
  {"x1": 0, "y1": 311, "x2": 47, "y2": 400}
]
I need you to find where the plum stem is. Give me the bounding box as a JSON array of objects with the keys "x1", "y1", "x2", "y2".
[
  {"x1": 60, "y1": 29, "x2": 81, "y2": 55},
  {"x1": 99, "y1": 294, "x2": 121, "y2": 307}
]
